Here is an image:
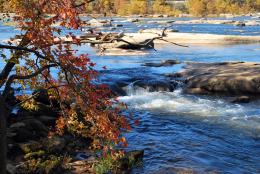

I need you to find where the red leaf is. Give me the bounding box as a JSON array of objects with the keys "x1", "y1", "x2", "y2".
[{"x1": 134, "y1": 119, "x2": 140, "y2": 126}]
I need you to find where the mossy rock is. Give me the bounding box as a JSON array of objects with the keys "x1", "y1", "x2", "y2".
[
  {"x1": 116, "y1": 150, "x2": 144, "y2": 171},
  {"x1": 17, "y1": 155, "x2": 66, "y2": 174},
  {"x1": 19, "y1": 136, "x2": 67, "y2": 155}
]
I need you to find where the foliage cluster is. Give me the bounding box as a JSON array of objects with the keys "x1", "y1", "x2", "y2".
[
  {"x1": 187, "y1": 0, "x2": 260, "y2": 17},
  {"x1": 84, "y1": 0, "x2": 183, "y2": 16},
  {"x1": 0, "y1": 0, "x2": 132, "y2": 173},
  {"x1": 1, "y1": 0, "x2": 260, "y2": 16}
]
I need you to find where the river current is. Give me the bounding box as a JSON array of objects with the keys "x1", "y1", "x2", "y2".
[{"x1": 1, "y1": 16, "x2": 260, "y2": 173}]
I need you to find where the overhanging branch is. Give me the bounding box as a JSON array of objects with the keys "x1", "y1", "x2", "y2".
[
  {"x1": 0, "y1": 44, "x2": 51, "y2": 61},
  {"x1": 2, "y1": 64, "x2": 57, "y2": 99}
]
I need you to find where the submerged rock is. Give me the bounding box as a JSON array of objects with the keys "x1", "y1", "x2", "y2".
[
  {"x1": 132, "y1": 80, "x2": 177, "y2": 92},
  {"x1": 143, "y1": 60, "x2": 180, "y2": 67},
  {"x1": 165, "y1": 72, "x2": 183, "y2": 78},
  {"x1": 231, "y1": 96, "x2": 251, "y2": 103}
]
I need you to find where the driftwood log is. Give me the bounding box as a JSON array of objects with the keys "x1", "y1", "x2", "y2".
[{"x1": 79, "y1": 27, "x2": 188, "y2": 52}]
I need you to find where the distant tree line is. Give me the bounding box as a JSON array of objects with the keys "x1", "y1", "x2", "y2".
[
  {"x1": 188, "y1": 0, "x2": 260, "y2": 17},
  {"x1": 84, "y1": 0, "x2": 186, "y2": 16},
  {"x1": 0, "y1": 0, "x2": 259, "y2": 16}
]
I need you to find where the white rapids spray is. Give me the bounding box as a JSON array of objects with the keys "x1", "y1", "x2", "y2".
[{"x1": 119, "y1": 86, "x2": 260, "y2": 135}]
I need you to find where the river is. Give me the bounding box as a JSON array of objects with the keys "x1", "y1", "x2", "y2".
[{"x1": 1, "y1": 16, "x2": 260, "y2": 174}]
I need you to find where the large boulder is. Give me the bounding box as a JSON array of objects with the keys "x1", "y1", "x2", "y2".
[
  {"x1": 10, "y1": 119, "x2": 48, "y2": 142},
  {"x1": 181, "y1": 62, "x2": 260, "y2": 96},
  {"x1": 18, "y1": 136, "x2": 67, "y2": 154}
]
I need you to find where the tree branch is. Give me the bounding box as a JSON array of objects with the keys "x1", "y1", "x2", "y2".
[
  {"x1": 0, "y1": 34, "x2": 31, "y2": 88},
  {"x1": 2, "y1": 64, "x2": 57, "y2": 99},
  {"x1": 0, "y1": 44, "x2": 51, "y2": 61}
]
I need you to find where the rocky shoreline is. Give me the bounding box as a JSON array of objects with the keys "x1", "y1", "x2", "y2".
[{"x1": 6, "y1": 89, "x2": 143, "y2": 174}]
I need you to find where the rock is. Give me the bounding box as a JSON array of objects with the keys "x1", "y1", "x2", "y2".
[
  {"x1": 75, "y1": 152, "x2": 94, "y2": 160},
  {"x1": 86, "y1": 19, "x2": 111, "y2": 27},
  {"x1": 19, "y1": 141, "x2": 41, "y2": 153},
  {"x1": 115, "y1": 150, "x2": 144, "y2": 172},
  {"x1": 234, "y1": 21, "x2": 246, "y2": 27},
  {"x1": 109, "y1": 84, "x2": 127, "y2": 96},
  {"x1": 22, "y1": 119, "x2": 48, "y2": 135},
  {"x1": 45, "y1": 136, "x2": 67, "y2": 153},
  {"x1": 154, "y1": 20, "x2": 175, "y2": 24},
  {"x1": 252, "y1": 16, "x2": 260, "y2": 19},
  {"x1": 245, "y1": 21, "x2": 260, "y2": 26},
  {"x1": 37, "y1": 115, "x2": 57, "y2": 126},
  {"x1": 7, "y1": 131, "x2": 17, "y2": 138},
  {"x1": 231, "y1": 96, "x2": 251, "y2": 103},
  {"x1": 169, "y1": 29, "x2": 179, "y2": 32},
  {"x1": 153, "y1": 14, "x2": 163, "y2": 18},
  {"x1": 7, "y1": 163, "x2": 16, "y2": 174},
  {"x1": 126, "y1": 150, "x2": 144, "y2": 163},
  {"x1": 8, "y1": 143, "x2": 23, "y2": 159},
  {"x1": 127, "y1": 18, "x2": 139, "y2": 23},
  {"x1": 10, "y1": 119, "x2": 48, "y2": 142},
  {"x1": 143, "y1": 60, "x2": 180, "y2": 67},
  {"x1": 10, "y1": 122, "x2": 26, "y2": 129},
  {"x1": 11, "y1": 126, "x2": 34, "y2": 143},
  {"x1": 115, "y1": 24, "x2": 123, "y2": 27},
  {"x1": 184, "y1": 87, "x2": 210, "y2": 95},
  {"x1": 133, "y1": 80, "x2": 176, "y2": 92},
  {"x1": 67, "y1": 159, "x2": 94, "y2": 174},
  {"x1": 19, "y1": 136, "x2": 67, "y2": 154},
  {"x1": 165, "y1": 73, "x2": 183, "y2": 78},
  {"x1": 181, "y1": 62, "x2": 260, "y2": 96}
]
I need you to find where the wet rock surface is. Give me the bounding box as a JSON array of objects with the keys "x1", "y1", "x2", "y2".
[
  {"x1": 142, "y1": 60, "x2": 180, "y2": 67},
  {"x1": 131, "y1": 79, "x2": 177, "y2": 92},
  {"x1": 231, "y1": 96, "x2": 251, "y2": 103},
  {"x1": 107, "y1": 73, "x2": 180, "y2": 96},
  {"x1": 179, "y1": 62, "x2": 260, "y2": 96}
]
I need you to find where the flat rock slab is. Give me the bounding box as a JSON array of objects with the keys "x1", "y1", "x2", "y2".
[{"x1": 181, "y1": 62, "x2": 260, "y2": 95}]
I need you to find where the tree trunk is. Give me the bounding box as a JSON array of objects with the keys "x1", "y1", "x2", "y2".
[{"x1": 0, "y1": 96, "x2": 7, "y2": 174}]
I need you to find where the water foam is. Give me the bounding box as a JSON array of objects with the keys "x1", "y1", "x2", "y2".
[{"x1": 119, "y1": 87, "x2": 260, "y2": 133}]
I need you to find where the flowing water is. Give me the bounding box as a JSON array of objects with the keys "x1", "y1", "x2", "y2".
[
  {"x1": 88, "y1": 41, "x2": 260, "y2": 173},
  {"x1": 1, "y1": 17, "x2": 260, "y2": 173}
]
